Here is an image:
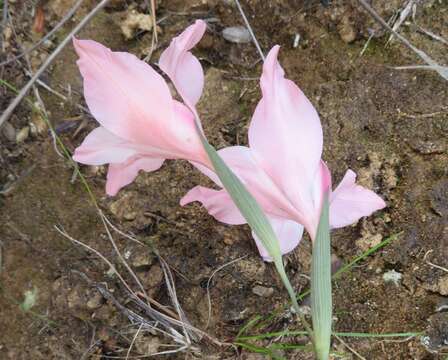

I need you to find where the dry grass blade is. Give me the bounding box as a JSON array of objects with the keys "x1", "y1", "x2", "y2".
[
  {"x1": 0, "y1": 0, "x2": 84, "y2": 67},
  {"x1": 417, "y1": 27, "x2": 448, "y2": 46},
  {"x1": 234, "y1": 0, "x2": 265, "y2": 61},
  {"x1": 205, "y1": 256, "x2": 247, "y2": 329},
  {"x1": 1, "y1": 0, "x2": 8, "y2": 51},
  {"x1": 335, "y1": 335, "x2": 367, "y2": 360},
  {"x1": 0, "y1": 0, "x2": 111, "y2": 130},
  {"x1": 98, "y1": 211, "x2": 152, "y2": 309},
  {"x1": 56, "y1": 226, "x2": 198, "y2": 352},
  {"x1": 386, "y1": 0, "x2": 416, "y2": 45},
  {"x1": 54, "y1": 225, "x2": 139, "y2": 298},
  {"x1": 125, "y1": 323, "x2": 143, "y2": 360},
  {"x1": 357, "y1": 0, "x2": 448, "y2": 81},
  {"x1": 100, "y1": 215, "x2": 237, "y2": 349}
]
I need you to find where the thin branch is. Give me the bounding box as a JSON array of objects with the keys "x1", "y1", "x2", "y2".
[
  {"x1": 0, "y1": 0, "x2": 111, "y2": 130},
  {"x1": 1, "y1": 0, "x2": 7, "y2": 27},
  {"x1": 356, "y1": 0, "x2": 447, "y2": 81},
  {"x1": 424, "y1": 250, "x2": 448, "y2": 273},
  {"x1": 0, "y1": 0, "x2": 85, "y2": 67},
  {"x1": 335, "y1": 335, "x2": 367, "y2": 360},
  {"x1": 125, "y1": 323, "x2": 143, "y2": 360},
  {"x1": 386, "y1": 0, "x2": 415, "y2": 45},
  {"x1": 205, "y1": 255, "x2": 247, "y2": 329},
  {"x1": 233, "y1": 0, "x2": 265, "y2": 61},
  {"x1": 417, "y1": 26, "x2": 448, "y2": 46}
]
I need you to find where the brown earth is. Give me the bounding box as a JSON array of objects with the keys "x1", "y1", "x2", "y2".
[{"x1": 0, "y1": 0, "x2": 447, "y2": 359}]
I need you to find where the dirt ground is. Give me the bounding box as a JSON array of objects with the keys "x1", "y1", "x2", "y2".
[{"x1": 0, "y1": 0, "x2": 447, "y2": 359}]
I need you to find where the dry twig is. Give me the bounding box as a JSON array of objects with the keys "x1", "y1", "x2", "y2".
[
  {"x1": 357, "y1": 0, "x2": 448, "y2": 81},
  {"x1": 0, "y1": 0, "x2": 111, "y2": 130},
  {"x1": 205, "y1": 255, "x2": 247, "y2": 329},
  {"x1": 0, "y1": 0, "x2": 84, "y2": 67},
  {"x1": 234, "y1": 0, "x2": 265, "y2": 61}
]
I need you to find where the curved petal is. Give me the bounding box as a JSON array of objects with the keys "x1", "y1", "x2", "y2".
[
  {"x1": 252, "y1": 217, "x2": 304, "y2": 261},
  {"x1": 73, "y1": 126, "x2": 138, "y2": 165},
  {"x1": 329, "y1": 170, "x2": 386, "y2": 228},
  {"x1": 180, "y1": 186, "x2": 246, "y2": 225},
  {"x1": 191, "y1": 146, "x2": 301, "y2": 221},
  {"x1": 248, "y1": 45, "x2": 323, "y2": 224},
  {"x1": 159, "y1": 20, "x2": 206, "y2": 106},
  {"x1": 106, "y1": 156, "x2": 165, "y2": 196},
  {"x1": 74, "y1": 39, "x2": 174, "y2": 146}
]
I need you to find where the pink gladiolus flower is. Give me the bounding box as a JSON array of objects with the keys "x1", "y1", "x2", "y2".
[
  {"x1": 181, "y1": 46, "x2": 386, "y2": 260},
  {"x1": 72, "y1": 20, "x2": 208, "y2": 195}
]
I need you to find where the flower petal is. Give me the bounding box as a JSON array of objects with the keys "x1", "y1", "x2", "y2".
[
  {"x1": 159, "y1": 20, "x2": 206, "y2": 106},
  {"x1": 73, "y1": 126, "x2": 138, "y2": 165},
  {"x1": 192, "y1": 146, "x2": 300, "y2": 221},
  {"x1": 74, "y1": 39, "x2": 174, "y2": 146},
  {"x1": 180, "y1": 186, "x2": 246, "y2": 225},
  {"x1": 330, "y1": 169, "x2": 386, "y2": 228},
  {"x1": 252, "y1": 217, "x2": 304, "y2": 261},
  {"x1": 106, "y1": 156, "x2": 165, "y2": 196},
  {"x1": 248, "y1": 45, "x2": 323, "y2": 224}
]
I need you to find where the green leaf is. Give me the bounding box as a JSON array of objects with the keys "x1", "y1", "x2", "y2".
[
  {"x1": 311, "y1": 193, "x2": 332, "y2": 359},
  {"x1": 198, "y1": 136, "x2": 303, "y2": 315}
]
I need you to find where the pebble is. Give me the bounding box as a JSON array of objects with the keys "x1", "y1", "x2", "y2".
[
  {"x1": 252, "y1": 285, "x2": 274, "y2": 297},
  {"x1": 430, "y1": 179, "x2": 448, "y2": 217},
  {"x1": 222, "y1": 26, "x2": 251, "y2": 44},
  {"x1": 121, "y1": 11, "x2": 154, "y2": 40},
  {"x1": 30, "y1": 112, "x2": 48, "y2": 135},
  {"x1": 338, "y1": 15, "x2": 357, "y2": 43},
  {"x1": 1, "y1": 121, "x2": 16, "y2": 142},
  {"x1": 109, "y1": 192, "x2": 138, "y2": 221},
  {"x1": 436, "y1": 275, "x2": 448, "y2": 296},
  {"x1": 135, "y1": 336, "x2": 161, "y2": 355},
  {"x1": 382, "y1": 269, "x2": 402, "y2": 286},
  {"x1": 131, "y1": 251, "x2": 154, "y2": 269},
  {"x1": 16, "y1": 126, "x2": 30, "y2": 143},
  {"x1": 86, "y1": 292, "x2": 104, "y2": 310},
  {"x1": 356, "y1": 232, "x2": 383, "y2": 252}
]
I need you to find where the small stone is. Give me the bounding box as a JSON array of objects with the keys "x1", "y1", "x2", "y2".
[
  {"x1": 356, "y1": 233, "x2": 382, "y2": 252},
  {"x1": 67, "y1": 288, "x2": 84, "y2": 310},
  {"x1": 436, "y1": 275, "x2": 448, "y2": 296},
  {"x1": 223, "y1": 235, "x2": 234, "y2": 245},
  {"x1": 338, "y1": 15, "x2": 357, "y2": 43},
  {"x1": 2, "y1": 26, "x2": 12, "y2": 49},
  {"x1": 109, "y1": 192, "x2": 138, "y2": 221},
  {"x1": 1, "y1": 121, "x2": 16, "y2": 142},
  {"x1": 86, "y1": 292, "x2": 104, "y2": 310},
  {"x1": 383, "y1": 269, "x2": 402, "y2": 286},
  {"x1": 430, "y1": 179, "x2": 448, "y2": 217},
  {"x1": 222, "y1": 26, "x2": 251, "y2": 43},
  {"x1": 16, "y1": 126, "x2": 30, "y2": 143},
  {"x1": 131, "y1": 251, "x2": 154, "y2": 269},
  {"x1": 140, "y1": 264, "x2": 164, "y2": 296},
  {"x1": 135, "y1": 335, "x2": 161, "y2": 355},
  {"x1": 30, "y1": 111, "x2": 48, "y2": 135},
  {"x1": 236, "y1": 258, "x2": 266, "y2": 280},
  {"x1": 409, "y1": 139, "x2": 445, "y2": 154},
  {"x1": 252, "y1": 285, "x2": 274, "y2": 297},
  {"x1": 424, "y1": 313, "x2": 448, "y2": 352},
  {"x1": 121, "y1": 11, "x2": 154, "y2": 40},
  {"x1": 87, "y1": 165, "x2": 105, "y2": 176}
]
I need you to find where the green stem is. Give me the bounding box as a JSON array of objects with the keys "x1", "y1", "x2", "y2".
[{"x1": 275, "y1": 260, "x2": 315, "y2": 344}]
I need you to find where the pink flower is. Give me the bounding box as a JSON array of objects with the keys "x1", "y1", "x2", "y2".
[
  {"x1": 72, "y1": 20, "x2": 208, "y2": 195},
  {"x1": 181, "y1": 46, "x2": 386, "y2": 260}
]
